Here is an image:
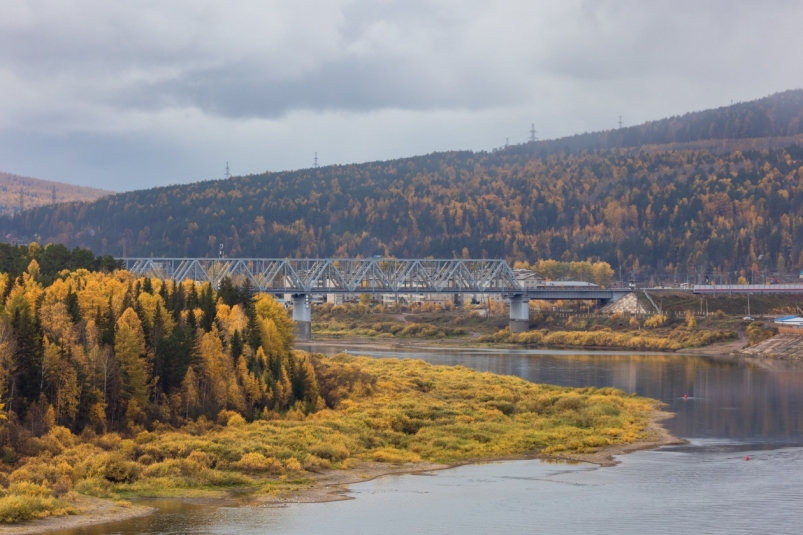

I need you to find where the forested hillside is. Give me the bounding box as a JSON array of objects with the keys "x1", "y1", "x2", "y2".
[{"x1": 3, "y1": 90, "x2": 803, "y2": 279}]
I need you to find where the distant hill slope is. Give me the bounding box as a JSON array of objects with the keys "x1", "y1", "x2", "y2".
[
  {"x1": 521, "y1": 89, "x2": 803, "y2": 155},
  {"x1": 3, "y1": 90, "x2": 803, "y2": 280},
  {"x1": 0, "y1": 171, "x2": 112, "y2": 217}
]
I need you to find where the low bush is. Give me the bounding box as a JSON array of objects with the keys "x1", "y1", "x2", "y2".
[{"x1": 0, "y1": 483, "x2": 77, "y2": 523}]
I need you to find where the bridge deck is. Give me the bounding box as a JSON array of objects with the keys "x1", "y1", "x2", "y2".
[{"x1": 122, "y1": 257, "x2": 627, "y2": 301}]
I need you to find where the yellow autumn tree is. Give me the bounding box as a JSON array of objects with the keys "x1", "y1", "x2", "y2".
[
  {"x1": 197, "y1": 326, "x2": 231, "y2": 409},
  {"x1": 114, "y1": 307, "x2": 151, "y2": 422}
]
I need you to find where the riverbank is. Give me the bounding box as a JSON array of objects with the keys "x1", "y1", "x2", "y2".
[
  {"x1": 734, "y1": 333, "x2": 803, "y2": 360},
  {"x1": 302, "y1": 333, "x2": 746, "y2": 357}
]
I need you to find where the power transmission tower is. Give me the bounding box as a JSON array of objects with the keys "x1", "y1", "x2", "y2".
[
  {"x1": 314, "y1": 152, "x2": 319, "y2": 168},
  {"x1": 618, "y1": 116, "x2": 623, "y2": 129},
  {"x1": 225, "y1": 162, "x2": 231, "y2": 179},
  {"x1": 529, "y1": 124, "x2": 537, "y2": 142}
]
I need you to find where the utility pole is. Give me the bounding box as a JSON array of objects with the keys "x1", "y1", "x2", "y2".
[
  {"x1": 529, "y1": 124, "x2": 537, "y2": 142},
  {"x1": 314, "y1": 152, "x2": 319, "y2": 168}
]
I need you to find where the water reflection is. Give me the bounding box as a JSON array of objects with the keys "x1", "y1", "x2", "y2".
[{"x1": 304, "y1": 345, "x2": 803, "y2": 447}]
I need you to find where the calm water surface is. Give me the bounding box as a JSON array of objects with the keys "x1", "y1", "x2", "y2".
[{"x1": 53, "y1": 347, "x2": 803, "y2": 535}]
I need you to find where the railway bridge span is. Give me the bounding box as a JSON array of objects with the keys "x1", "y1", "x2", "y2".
[{"x1": 123, "y1": 258, "x2": 630, "y2": 340}]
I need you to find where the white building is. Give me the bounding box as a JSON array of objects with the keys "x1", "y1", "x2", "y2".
[
  {"x1": 513, "y1": 269, "x2": 545, "y2": 289},
  {"x1": 774, "y1": 315, "x2": 803, "y2": 327}
]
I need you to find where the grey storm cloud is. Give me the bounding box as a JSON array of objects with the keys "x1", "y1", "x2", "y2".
[{"x1": 0, "y1": 0, "x2": 801, "y2": 189}]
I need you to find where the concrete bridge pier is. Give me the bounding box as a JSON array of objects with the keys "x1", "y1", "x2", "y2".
[
  {"x1": 509, "y1": 295, "x2": 529, "y2": 333},
  {"x1": 292, "y1": 294, "x2": 312, "y2": 340}
]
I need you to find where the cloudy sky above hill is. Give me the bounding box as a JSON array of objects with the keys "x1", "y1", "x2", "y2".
[{"x1": 0, "y1": 0, "x2": 801, "y2": 190}]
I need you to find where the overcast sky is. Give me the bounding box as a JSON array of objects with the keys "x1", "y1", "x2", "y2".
[{"x1": 0, "y1": 0, "x2": 801, "y2": 191}]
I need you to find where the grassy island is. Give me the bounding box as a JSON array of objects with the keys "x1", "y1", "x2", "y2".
[{"x1": 0, "y1": 353, "x2": 660, "y2": 521}]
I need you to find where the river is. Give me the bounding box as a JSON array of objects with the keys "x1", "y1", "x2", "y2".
[{"x1": 51, "y1": 346, "x2": 803, "y2": 534}]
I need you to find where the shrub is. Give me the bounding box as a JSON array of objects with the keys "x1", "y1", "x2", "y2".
[
  {"x1": 309, "y1": 443, "x2": 350, "y2": 462},
  {"x1": 75, "y1": 453, "x2": 140, "y2": 484},
  {"x1": 186, "y1": 451, "x2": 212, "y2": 468},
  {"x1": 283, "y1": 458, "x2": 302, "y2": 472},
  {"x1": 227, "y1": 414, "x2": 246, "y2": 427},
  {"x1": 371, "y1": 448, "x2": 421, "y2": 464},
  {"x1": 73, "y1": 477, "x2": 114, "y2": 498},
  {"x1": 302, "y1": 455, "x2": 329, "y2": 472},
  {"x1": 644, "y1": 314, "x2": 667, "y2": 328},
  {"x1": 235, "y1": 453, "x2": 274, "y2": 472},
  {"x1": 102, "y1": 456, "x2": 141, "y2": 483},
  {"x1": 0, "y1": 494, "x2": 74, "y2": 523}
]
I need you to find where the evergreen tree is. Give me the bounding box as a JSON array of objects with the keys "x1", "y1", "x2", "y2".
[
  {"x1": 218, "y1": 277, "x2": 237, "y2": 307},
  {"x1": 101, "y1": 300, "x2": 115, "y2": 347},
  {"x1": 65, "y1": 287, "x2": 81, "y2": 324},
  {"x1": 245, "y1": 305, "x2": 262, "y2": 353},
  {"x1": 9, "y1": 299, "x2": 43, "y2": 412},
  {"x1": 230, "y1": 329, "x2": 244, "y2": 362},
  {"x1": 199, "y1": 284, "x2": 216, "y2": 332}
]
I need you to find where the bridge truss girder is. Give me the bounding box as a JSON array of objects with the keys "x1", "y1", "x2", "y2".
[{"x1": 122, "y1": 258, "x2": 524, "y2": 294}]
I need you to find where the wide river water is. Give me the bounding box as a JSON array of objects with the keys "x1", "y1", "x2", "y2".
[{"x1": 53, "y1": 346, "x2": 803, "y2": 534}]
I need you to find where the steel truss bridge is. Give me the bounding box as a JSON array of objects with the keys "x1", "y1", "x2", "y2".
[
  {"x1": 123, "y1": 258, "x2": 630, "y2": 339},
  {"x1": 123, "y1": 257, "x2": 522, "y2": 295}
]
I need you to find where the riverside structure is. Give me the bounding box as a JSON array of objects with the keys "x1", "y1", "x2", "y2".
[{"x1": 123, "y1": 258, "x2": 630, "y2": 339}]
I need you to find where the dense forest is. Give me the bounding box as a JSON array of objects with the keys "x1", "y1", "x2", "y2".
[
  {"x1": 4, "y1": 90, "x2": 803, "y2": 280},
  {"x1": 0, "y1": 242, "x2": 120, "y2": 283},
  {"x1": 0, "y1": 253, "x2": 320, "y2": 438}
]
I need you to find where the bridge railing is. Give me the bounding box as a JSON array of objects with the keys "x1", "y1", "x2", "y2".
[{"x1": 122, "y1": 258, "x2": 524, "y2": 294}]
